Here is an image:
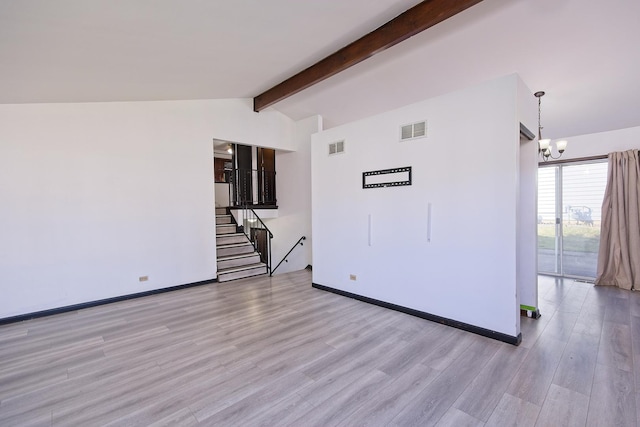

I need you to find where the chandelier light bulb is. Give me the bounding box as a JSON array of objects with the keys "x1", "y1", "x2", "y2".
[
  {"x1": 556, "y1": 140, "x2": 568, "y2": 153},
  {"x1": 539, "y1": 139, "x2": 550, "y2": 152}
]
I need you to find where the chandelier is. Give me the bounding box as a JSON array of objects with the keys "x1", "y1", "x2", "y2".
[{"x1": 535, "y1": 91, "x2": 567, "y2": 161}]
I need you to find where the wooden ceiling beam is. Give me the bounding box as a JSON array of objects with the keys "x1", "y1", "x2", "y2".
[{"x1": 253, "y1": 0, "x2": 483, "y2": 112}]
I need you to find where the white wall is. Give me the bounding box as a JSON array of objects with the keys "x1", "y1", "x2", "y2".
[
  {"x1": 267, "y1": 115, "x2": 322, "y2": 274},
  {"x1": 560, "y1": 125, "x2": 640, "y2": 160},
  {"x1": 214, "y1": 183, "x2": 231, "y2": 207},
  {"x1": 518, "y1": 135, "x2": 538, "y2": 315},
  {"x1": 0, "y1": 99, "x2": 295, "y2": 319},
  {"x1": 516, "y1": 77, "x2": 539, "y2": 316},
  {"x1": 311, "y1": 75, "x2": 524, "y2": 338}
]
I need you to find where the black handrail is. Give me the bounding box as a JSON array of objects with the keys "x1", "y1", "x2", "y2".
[
  {"x1": 271, "y1": 236, "x2": 306, "y2": 276},
  {"x1": 239, "y1": 206, "x2": 273, "y2": 275}
]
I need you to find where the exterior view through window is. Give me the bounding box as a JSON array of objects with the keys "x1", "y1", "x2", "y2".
[{"x1": 537, "y1": 160, "x2": 608, "y2": 279}]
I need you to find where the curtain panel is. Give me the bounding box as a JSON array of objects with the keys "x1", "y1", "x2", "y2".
[{"x1": 595, "y1": 149, "x2": 640, "y2": 290}]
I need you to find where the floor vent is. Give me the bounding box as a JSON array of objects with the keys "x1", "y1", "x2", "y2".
[
  {"x1": 329, "y1": 140, "x2": 345, "y2": 155},
  {"x1": 400, "y1": 121, "x2": 427, "y2": 141}
]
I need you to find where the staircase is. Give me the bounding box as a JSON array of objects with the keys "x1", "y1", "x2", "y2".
[{"x1": 216, "y1": 207, "x2": 268, "y2": 282}]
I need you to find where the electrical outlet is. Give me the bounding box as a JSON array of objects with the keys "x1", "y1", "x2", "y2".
[
  {"x1": 139, "y1": 276, "x2": 149, "y2": 282},
  {"x1": 349, "y1": 274, "x2": 357, "y2": 281}
]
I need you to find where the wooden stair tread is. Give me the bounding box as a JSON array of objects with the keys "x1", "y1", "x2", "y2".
[
  {"x1": 218, "y1": 263, "x2": 266, "y2": 274},
  {"x1": 217, "y1": 242, "x2": 253, "y2": 249},
  {"x1": 217, "y1": 253, "x2": 258, "y2": 261}
]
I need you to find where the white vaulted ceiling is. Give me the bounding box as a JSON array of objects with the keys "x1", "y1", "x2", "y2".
[{"x1": 1, "y1": 0, "x2": 639, "y2": 138}]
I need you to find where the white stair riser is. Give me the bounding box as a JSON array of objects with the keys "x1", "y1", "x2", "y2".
[
  {"x1": 216, "y1": 234, "x2": 247, "y2": 245},
  {"x1": 216, "y1": 215, "x2": 232, "y2": 224},
  {"x1": 217, "y1": 254, "x2": 261, "y2": 270},
  {"x1": 218, "y1": 266, "x2": 267, "y2": 282},
  {"x1": 215, "y1": 207, "x2": 227, "y2": 215},
  {"x1": 217, "y1": 245, "x2": 255, "y2": 257},
  {"x1": 216, "y1": 225, "x2": 237, "y2": 235}
]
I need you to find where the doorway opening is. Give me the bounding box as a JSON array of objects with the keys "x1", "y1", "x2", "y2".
[{"x1": 213, "y1": 140, "x2": 277, "y2": 209}]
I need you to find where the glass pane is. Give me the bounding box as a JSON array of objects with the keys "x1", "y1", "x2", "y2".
[
  {"x1": 538, "y1": 167, "x2": 559, "y2": 274},
  {"x1": 561, "y1": 162, "x2": 608, "y2": 278}
]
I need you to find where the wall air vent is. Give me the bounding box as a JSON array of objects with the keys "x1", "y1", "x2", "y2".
[
  {"x1": 329, "y1": 140, "x2": 345, "y2": 156},
  {"x1": 400, "y1": 120, "x2": 427, "y2": 141}
]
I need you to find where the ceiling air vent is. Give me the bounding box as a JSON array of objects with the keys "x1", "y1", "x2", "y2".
[
  {"x1": 329, "y1": 140, "x2": 345, "y2": 156},
  {"x1": 400, "y1": 120, "x2": 427, "y2": 141}
]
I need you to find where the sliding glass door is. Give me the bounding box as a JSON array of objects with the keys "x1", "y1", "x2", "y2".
[
  {"x1": 537, "y1": 160, "x2": 608, "y2": 279},
  {"x1": 538, "y1": 167, "x2": 560, "y2": 274}
]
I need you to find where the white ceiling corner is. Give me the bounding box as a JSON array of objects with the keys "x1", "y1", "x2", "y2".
[{"x1": 1, "y1": 0, "x2": 639, "y2": 138}]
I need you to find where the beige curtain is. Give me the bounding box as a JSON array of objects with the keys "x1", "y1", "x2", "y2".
[{"x1": 595, "y1": 149, "x2": 640, "y2": 290}]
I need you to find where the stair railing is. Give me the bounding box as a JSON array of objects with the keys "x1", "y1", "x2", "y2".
[
  {"x1": 271, "y1": 236, "x2": 306, "y2": 276},
  {"x1": 239, "y1": 205, "x2": 273, "y2": 275},
  {"x1": 230, "y1": 168, "x2": 277, "y2": 207}
]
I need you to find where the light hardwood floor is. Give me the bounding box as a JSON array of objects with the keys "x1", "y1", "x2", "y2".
[{"x1": 0, "y1": 271, "x2": 638, "y2": 426}]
